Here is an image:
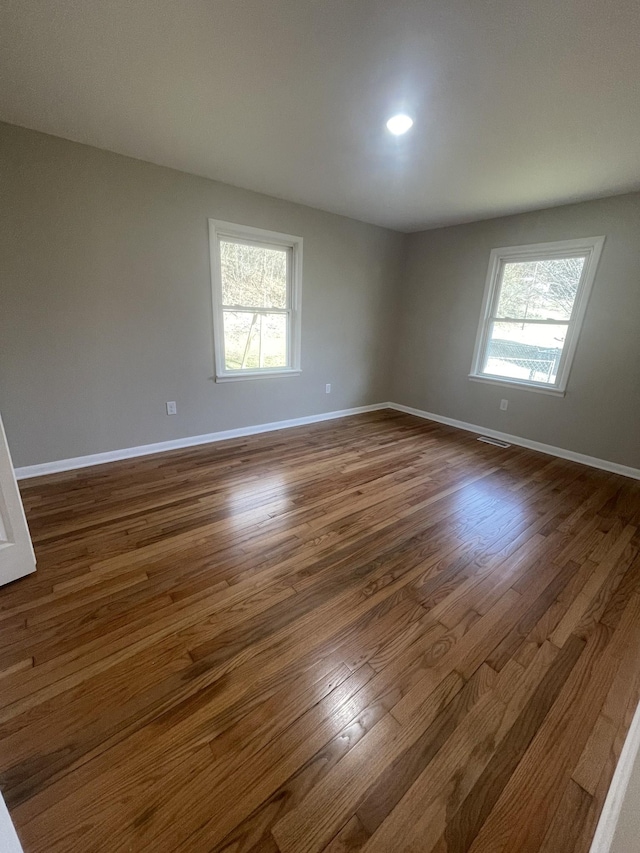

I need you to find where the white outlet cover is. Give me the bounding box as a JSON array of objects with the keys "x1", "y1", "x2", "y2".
[{"x1": 166, "y1": 401, "x2": 177, "y2": 415}]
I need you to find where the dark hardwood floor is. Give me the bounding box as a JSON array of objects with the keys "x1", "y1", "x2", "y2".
[{"x1": 1, "y1": 410, "x2": 639, "y2": 852}]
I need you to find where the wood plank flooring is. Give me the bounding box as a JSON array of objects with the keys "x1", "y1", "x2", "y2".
[{"x1": 1, "y1": 409, "x2": 639, "y2": 852}]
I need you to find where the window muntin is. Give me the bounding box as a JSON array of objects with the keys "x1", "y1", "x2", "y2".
[
  {"x1": 209, "y1": 221, "x2": 302, "y2": 381},
  {"x1": 470, "y1": 238, "x2": 605, "y2": 394}
]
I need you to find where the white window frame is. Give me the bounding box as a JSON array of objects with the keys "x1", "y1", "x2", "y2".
[
  {"x1": 469, "y1": 236, "x2": 605, "y2": 396},
  {"x1": 209, "y1": 220, "x2": 302, "y2": 382}
]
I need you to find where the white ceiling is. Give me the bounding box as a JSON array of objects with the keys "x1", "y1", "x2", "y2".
[{"x1": 1, "y1": 0, "x2": 639, "y2": 231}]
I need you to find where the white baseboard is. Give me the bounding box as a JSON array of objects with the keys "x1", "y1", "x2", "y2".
[
  {"x1": 589, "y1": 697, "x2": 640, "y2": 853},
  {"x1": 387, "y1": 403, "x2": 640, "y2": 481},
  {"x1": 15, "y1": 401, "x2": 640, "y2": 482},
  {"x1": 14, "y1": 404, "x2": 387, "y2": 480}
]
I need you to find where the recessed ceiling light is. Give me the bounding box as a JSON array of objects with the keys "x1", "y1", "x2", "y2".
[{"x1": 386, "y1": 114, "x2": 414, "y2": 135}]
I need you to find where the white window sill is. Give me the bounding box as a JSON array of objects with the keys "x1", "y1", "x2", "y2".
[
  {"x1": 215, "y1": 369, "x2": 302, "y2": 383},
  {"x1": 468, "y1": 374, "x2": 566, "y2": 397}
]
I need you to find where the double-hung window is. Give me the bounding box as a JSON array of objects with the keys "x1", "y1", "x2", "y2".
[
  {"x1": 470, "y1": 236, "x2": 605, "y2": 394},
  {"x1": 209, "y1": 220, "x2": 302, "y2": 381}
]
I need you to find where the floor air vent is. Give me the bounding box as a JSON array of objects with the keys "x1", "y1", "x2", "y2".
[{"x1": 477, "y1": 436, "x2": 511, "y2": 448}]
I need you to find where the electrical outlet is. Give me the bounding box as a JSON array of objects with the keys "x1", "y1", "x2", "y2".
[
  {"x1": 166, "y1": 401, "x2": 177, "y2": 415},
  {"x1": 500, "y1": 399, "x2": 508, "y2": 411},
  {"x1": 325, "y1": 383, "x2": 331, "y2": 394}
]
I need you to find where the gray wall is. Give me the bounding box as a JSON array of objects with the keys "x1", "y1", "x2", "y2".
[
  {"x1": 393, "y1": 194, "x2": 640, "y2": 469},
  {"x1": 2, "y1": 122, "x2": 638, "y2": 471},
  {"x1": 0, "y1": 123, "x2": 404, "y2": 467}
]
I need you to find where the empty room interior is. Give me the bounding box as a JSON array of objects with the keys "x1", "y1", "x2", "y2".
[{"x1": 1, "y1": 2, "x2": 640, "y2": 852}]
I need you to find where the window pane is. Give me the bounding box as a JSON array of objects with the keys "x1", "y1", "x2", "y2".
[
  {"x1": 483, "y1": 321, "x2": 568, "y2": 385},
  {"x1": 495, "y1": 257, "x2": 585, "y2": 321},
  {"x1": 223, "y1": 311, "x2": 288, "y2": 370},
  {"x1": 220, "y1": 240, "x2": 287, "y2": 309}
]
